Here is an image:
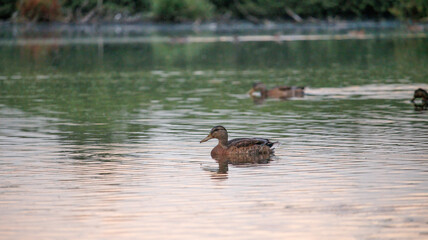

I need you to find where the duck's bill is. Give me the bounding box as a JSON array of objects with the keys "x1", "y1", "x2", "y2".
[
  {"x1": 200, "y1": 134, "x2": 213, "y2": 143},
  {"x1": 247, "y1": 88, "x2": 255, "y2": 95}
]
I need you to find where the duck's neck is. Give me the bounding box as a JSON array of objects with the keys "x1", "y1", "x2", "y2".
[{"x1": 218, "y1": 136, "x2": 228, "y2": 148}]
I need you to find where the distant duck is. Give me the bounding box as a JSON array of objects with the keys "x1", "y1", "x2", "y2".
[
  {"x1": 411, "y1": 88, "x2": 428, "y2": 110},
  {"x1": 200, "y1": 126, "x2": 278, "y2": 158},
  {"x1": 248, "y1": 82, "x2": 305, "y2": 99},
  {"x1": 411, "y1": 88, "x2": 428, "y2": 103}
]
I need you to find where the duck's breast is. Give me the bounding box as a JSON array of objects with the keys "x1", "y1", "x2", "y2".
[{"x1": 211, "y1": 145, "x2": 227, "y2": 158}]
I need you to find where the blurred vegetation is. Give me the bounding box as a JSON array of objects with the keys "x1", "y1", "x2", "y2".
[
  {"x1": 151, "y1": 0, "x2": 214, "y2": 21},
  {"x1": 1, "y1": 0, "x2": 428, "y2": 22},
  {"x1": 0, "y1": 0, "x2": 16, "y2": 19},
  {"x1": 389, "y1": 0, "x2": 428, "y2": 20},
  {"x1": 18, "y1": 0, "x2": 60, "y2": 21},
  {"x1": 60, "y1": 0, "x2": 151, "y2": 22}
]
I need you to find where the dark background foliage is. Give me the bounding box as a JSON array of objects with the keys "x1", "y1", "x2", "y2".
[{"x1": 1, "y1": 0, "x2": 427, "y2": 22}]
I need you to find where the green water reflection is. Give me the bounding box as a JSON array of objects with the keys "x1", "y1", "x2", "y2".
[
  {"x1": 1, "y1": 37, "x2": 428, "y2": 146},
  {"x1": 1, "y1": 38, "x2": 428, "y2": 74}
]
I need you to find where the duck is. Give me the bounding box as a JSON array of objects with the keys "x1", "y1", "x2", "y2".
[
  {"x1": 200, "y1": 126, "x2": 279, "y2": 158},
  {"x1": 411, "y1": 88, "x2": 428, "y2": 104},
  {"x1": 411, "y1": 88, "x2": 428, "y2": 110},
  {"x1": 248, "y1": 82, "x2": 305, "y2": 99}
]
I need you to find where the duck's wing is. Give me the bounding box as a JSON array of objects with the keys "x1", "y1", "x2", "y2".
[
  {"x1": 277, "y1": 86, "x2": 305, "y2": 91},
  {"x1": 277, "y1": 86, "x2": 292, "y2": 91},
  {"x1": 228, "y1": 138, "x2": 277, "y2": 149}
]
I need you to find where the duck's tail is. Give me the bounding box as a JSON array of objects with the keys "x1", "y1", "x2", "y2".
[{"x1": 268, "y1": 141, "x2": 281, "y2": 150}]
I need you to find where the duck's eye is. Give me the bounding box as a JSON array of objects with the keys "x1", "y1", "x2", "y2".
[{"x1": 211, "y1": 127, "x2": 223, "y2": 134}]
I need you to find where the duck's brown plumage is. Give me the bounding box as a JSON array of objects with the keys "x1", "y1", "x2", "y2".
[
  {"x1": 248, "y1": 82, "x2": 305, "y2": 99},
  {"x1": 200, "y1": 126, "x2": 278, "y2": 158}
]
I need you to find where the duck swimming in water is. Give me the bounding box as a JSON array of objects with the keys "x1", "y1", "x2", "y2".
[
  {"x1": 411, "y1": 88, "x2": 428, "y2": 110},
  {"x1": 248, "y1": 82, "x2": 305, "y2": 99},
  {"x1": 411, "y1": 88, "x2": 428, "y2": 104},
  {"x1": 200, "y1": 126, "x2": 279, "y2": 158}
]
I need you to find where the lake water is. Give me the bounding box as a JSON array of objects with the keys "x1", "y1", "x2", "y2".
[{"x1": 1, "y1": 23, "x2": 428, "y2": 239}]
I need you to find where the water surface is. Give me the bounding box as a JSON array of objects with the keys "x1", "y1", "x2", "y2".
[{"x1": 1, "y1": 26, "x2": 428, "y2": 239}]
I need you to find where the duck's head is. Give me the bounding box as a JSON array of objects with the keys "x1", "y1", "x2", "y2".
[
  {"x1": 200, "y1": 126, "x2": 228, "y2": 143},
  {"x1": 412, "y1": 88, "x2": 428, "y2": 103},
  {"x1": 248, "y1": 82, "x2": 267, "y2": 95},
  {"x1": 414, "y1": 88, "x2": 428, "y2": 98}
]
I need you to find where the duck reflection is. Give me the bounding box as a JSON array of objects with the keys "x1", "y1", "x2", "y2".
[
  {"x1": 248, "y1": 82, "x2": 305, "y2": 104},
  {"x1": 204, "y1": 153, "x2": 273, "y2": 180},
  {"x1": 411, "y1": 88, "x2": 428, "y2": 111}
]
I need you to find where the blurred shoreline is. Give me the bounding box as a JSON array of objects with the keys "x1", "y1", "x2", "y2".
[{"x1": 1, "y1": 20, "x2": 427, "y2": 40}]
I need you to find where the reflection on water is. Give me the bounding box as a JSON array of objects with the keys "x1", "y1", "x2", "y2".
[
  {"x1": 203, "y1": 153, "x2": 273, "y2": 179},
  {"x1": 1, "y1": 33, "x2": 428, "y2": 239}
]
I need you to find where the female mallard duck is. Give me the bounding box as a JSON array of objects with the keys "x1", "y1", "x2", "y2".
[
  {"x1": 411, "y1": 88, "x2": 428, "y2": 110},
  {"x1": 248, "y1": 82, "x2": 305, "y2": 99},
  {"x1": 200, "y1": 126, "x2": 279, "y2": 157},
  {"x1": 411, "y1": 88, "x2": 428, "y2": 104}
]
